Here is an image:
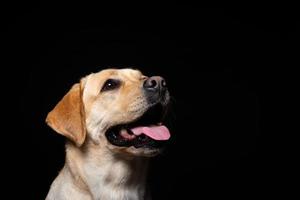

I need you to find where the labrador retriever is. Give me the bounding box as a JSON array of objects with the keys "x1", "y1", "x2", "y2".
[{"x1": 45, "y1": 68, "x2": 171, "y2": 200}]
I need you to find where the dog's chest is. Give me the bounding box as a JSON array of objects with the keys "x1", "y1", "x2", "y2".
[
  {"x1": 92, "y1": 186, "x2": 142, "y2": 200},
  {"x1": 89, "y1": 180, "x2": 144, "y2": 200},
  {"x1": 84, "y1": 161, "x2": 146, "y2": 200}
]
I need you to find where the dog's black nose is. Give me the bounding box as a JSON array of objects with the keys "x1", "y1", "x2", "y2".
[
  {"x1": 143, "y1": 76, "x2": 167, "y2": 91},
  {"x1": 143, "y1": 76, "x2": 168, "y2": 104}
]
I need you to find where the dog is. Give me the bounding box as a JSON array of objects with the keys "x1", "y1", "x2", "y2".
[{"x1": 45, "y1": 68, "x2": 171, "y2": 200}]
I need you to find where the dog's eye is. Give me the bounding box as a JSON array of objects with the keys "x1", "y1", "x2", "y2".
[{"x1": 101, "y1": 79, "x2": 121, "y2": 92}]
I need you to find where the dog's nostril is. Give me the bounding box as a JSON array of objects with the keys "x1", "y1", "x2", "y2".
[{"x1": 150, "y1": 80, "x2": 157, "y2": 88}]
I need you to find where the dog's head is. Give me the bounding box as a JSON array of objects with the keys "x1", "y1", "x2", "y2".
[{"x1": 46, "y1": 68, "x2": 171, "y2": 157}]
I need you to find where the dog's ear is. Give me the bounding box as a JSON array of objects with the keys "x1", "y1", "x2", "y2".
[{"x1": 46, "y1": 79, "x2": 86, "y2": 146}]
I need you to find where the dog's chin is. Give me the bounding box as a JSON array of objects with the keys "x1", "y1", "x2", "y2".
[{"x1": 105, "y1": 103, "x2": 171, "y2": 157}]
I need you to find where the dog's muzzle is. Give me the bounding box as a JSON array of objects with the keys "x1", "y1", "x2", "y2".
[{"x1": 105, "y1": 76, "x2": 171, "y2": 150}]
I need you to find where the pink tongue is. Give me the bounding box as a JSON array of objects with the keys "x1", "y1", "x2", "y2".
[{"x1": 130, "y1": 125, "x2": 171, "y2": 141}]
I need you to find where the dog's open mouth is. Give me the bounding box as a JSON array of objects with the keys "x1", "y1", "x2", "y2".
[{"x1": 105, "y1": 104, "x2": 171, "y2": 149}]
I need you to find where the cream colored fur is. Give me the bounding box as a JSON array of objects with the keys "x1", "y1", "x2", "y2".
[{"x1": 45, "y1": 69, "x2": 156, "y2": 200}]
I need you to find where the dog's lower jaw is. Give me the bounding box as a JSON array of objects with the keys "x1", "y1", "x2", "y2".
[{"x1": 46, "y1": 141, "x2": 150, "y2": 200}]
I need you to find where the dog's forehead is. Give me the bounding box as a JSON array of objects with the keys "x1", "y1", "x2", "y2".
[
  {"x1": 118, "y1": 68, "x2": 144, "y2": 80},
  {"x1": 91, "y1": 68, "x2": 143, "y2": 81}
]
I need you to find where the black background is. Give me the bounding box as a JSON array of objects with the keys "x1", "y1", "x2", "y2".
[{"x1": 2, "y1": 2, "x2": 298, "y2": 199}]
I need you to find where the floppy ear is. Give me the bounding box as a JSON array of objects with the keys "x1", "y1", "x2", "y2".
[{"x1": 46, "y1": 80, "x2": 86, "y2": 146}]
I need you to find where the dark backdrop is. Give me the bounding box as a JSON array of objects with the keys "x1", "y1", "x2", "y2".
[{"x1": 3, "y1": 3, "x2": 297, "y2": 199}]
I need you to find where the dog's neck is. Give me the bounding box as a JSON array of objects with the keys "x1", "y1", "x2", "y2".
[{"x1": 65, "y1": 141, "x2": 149, "y2": 200}]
